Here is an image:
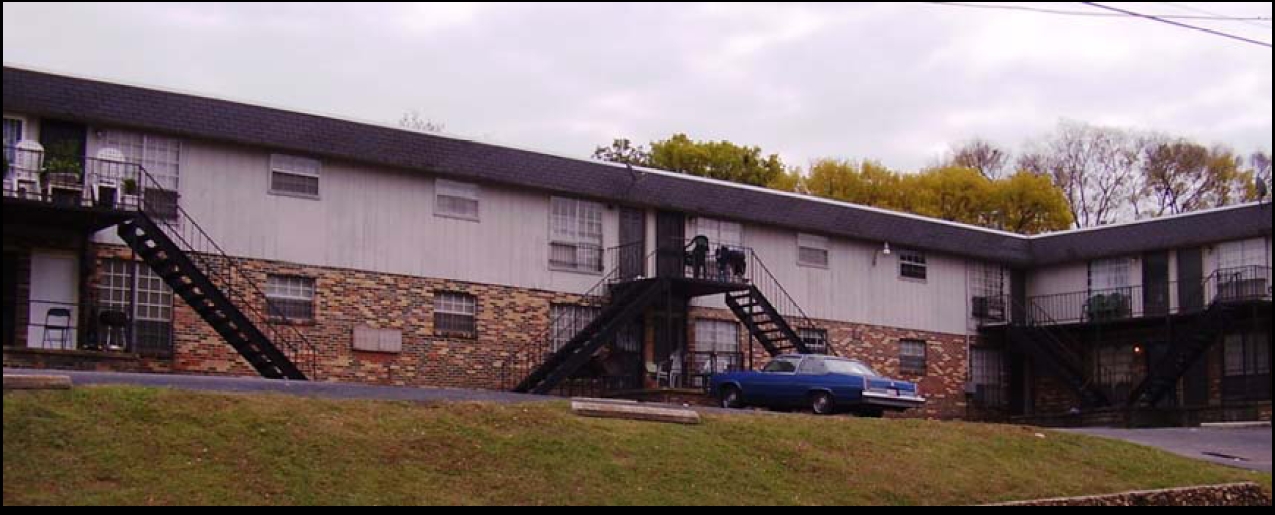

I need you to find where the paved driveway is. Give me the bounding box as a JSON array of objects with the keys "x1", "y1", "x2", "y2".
[
  {"x1": 1065, "y1": 427, "x2": 1273, "y2": 473},
  {"x1": 3, "y1": 368, "x2": 551, "y2": 405}
]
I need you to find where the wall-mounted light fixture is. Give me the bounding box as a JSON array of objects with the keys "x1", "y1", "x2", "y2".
[{"x1": 872, "y1": 242, "x2": 892, "y2": 266}]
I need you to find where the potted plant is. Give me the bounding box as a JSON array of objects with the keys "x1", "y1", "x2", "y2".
[
  {"x1": 40, "y1": 141, "x2": 84, "y2": 205},
  {"x1": 122, "y1": 177, "x2": 139, "y2": 196}
]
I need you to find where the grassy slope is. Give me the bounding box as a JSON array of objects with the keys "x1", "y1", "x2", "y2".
[{"x1": 3, "y1": 386, "x2": 1270, "y2": 506}]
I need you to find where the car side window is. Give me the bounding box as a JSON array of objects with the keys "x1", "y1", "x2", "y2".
[
  {"x1": 797, "y1": 357, "x2": 826, "y2": 375},
  {"x1": 763, "y1": 359, "x2": 798, "y2": 373}
]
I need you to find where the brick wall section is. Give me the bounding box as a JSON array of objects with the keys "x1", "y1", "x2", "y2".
[
  {"x1": 3, "y1": 347, "x2": 172, "y2": 373},
  {"x1": 93, "y1": 244, "x2": 584, "y2": 391},
  {"x1": 987, "y1": 482, "x2": 1270, "y2": 507},
  {"x1": 689, "y1": 306, "x2": 971, "y2": 420}
]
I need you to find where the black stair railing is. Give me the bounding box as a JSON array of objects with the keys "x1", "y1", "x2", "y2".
[
  {"x1": 1007, "y1": 297, "x2": 1114, "y2": 407},
  {"x1": 128, "y1": 164, "x2": 319, "y2": 379},
  {"x1": 1126, "y1": 266, "x2": 1270, "y2": 408},
  {"x1": 744, "y1": 249, "x2": 831, "y2": 356},
  {"x1": 502, "y1": 243, "x2": 654, "y2": 393}
]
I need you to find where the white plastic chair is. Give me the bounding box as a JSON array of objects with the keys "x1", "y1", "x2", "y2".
[
  {"x1": 91, "y1": 147, "x2": 129, "y2": 207},
  {"x1": 10, "y1": 140, "x2": 43, "y2": 199}
]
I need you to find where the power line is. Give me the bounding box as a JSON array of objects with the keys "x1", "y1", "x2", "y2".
[
  {"x1": 1159, "y1": 2, "x2": 1272, "y2": 29},
  {"x1": 924, "y1": 2, "x2": 1273, "y2": 22},
  {"x1": 1082, "y1": 2, "x2": 1272, "y2": 48}
]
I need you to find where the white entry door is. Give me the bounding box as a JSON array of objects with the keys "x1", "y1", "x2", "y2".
[{"x1": 27, "y1": 251, "x2": 79, "y2": 350}]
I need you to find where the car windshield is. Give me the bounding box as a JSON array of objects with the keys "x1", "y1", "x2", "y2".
[{"x1": 825, "y1": 360, "x2": 879, "y2": 377}]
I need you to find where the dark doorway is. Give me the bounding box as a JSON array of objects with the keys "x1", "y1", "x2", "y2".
[
  {"x1": 1182, "y1": 352, "x2": 1209, "y2": 407},
  {"x1": 655, "y1": 211, "x2": 685, "y2": 278},
  {"x1": 618, "y1": 207, "x2": 646, "y2": 280},
  {"x1": 38, "y1": 119, "x2": 88, "y2": 166},
  {"x1": 2, "y1": 252, "x2": 16, "y2": 346},
  {"x1": 1146, "y1": 341, "x2": 1176, "y2": 407},
  {"x1": 1177, "y1": 248, "x2": 1204, "y2": 312},
  {"x1": 1011, "y1": 269, "x2": 1027, "y2": 324},
  {"x1": 1007, "y1": 351, "x2": 1029, "y2": 416},
  {"x1": 1143, "y1": 251, "x2": 1170, "y2": 316}
]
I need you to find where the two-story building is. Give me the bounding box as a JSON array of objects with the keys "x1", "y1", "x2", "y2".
[{"x1": 3, "y1": 66, "x2": 1270, "y2": 424}]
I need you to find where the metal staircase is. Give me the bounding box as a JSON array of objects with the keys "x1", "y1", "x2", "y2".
[
  {"x1": 116, "y1": 168, "x2": 316, "y2": 379},
  {"x1": 1006, "y1": 301, "x2": 1112, "y2": 408},
  {"x1": 514, "y1": 278, "x2": 668, "y2": 394},
  {"x1": 1125, "y1": 267, "x2": 1268, "y2": 408},
  {"x1": 725, "y1": 249, "x2": 826, "y2": 357}
]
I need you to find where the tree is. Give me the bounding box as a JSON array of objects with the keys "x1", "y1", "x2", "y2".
[
  {"x1": 1019, "y1": 121, "x2": 1142, "y2": 228},
  {"x1": 399, "y1": 110, "x2": 446, "y2": 133},
  {"x1": 1250, "y1": 151, "x2": 1272, "y2": 200},
  {"x1": 592, "y1": 138, "x2": 650, "y2": 166},
  {"x1": 990, "y1": 171, "x2": 1074, "y2": 234},
  {"x1": 804, "y1": 158, "x2": 907, "y2": 209},
  {"x1": 949, "y1": 139, "x2": 1009, "y2": 179},
  {"x1": 909, "y1": 166, "x2": 995, "y2": 225},
  {"x1": 1137, "y1": 139, "x2": 1246, "y2": 217},
  {"x1": 643, "y1": 134, "x2": 787, "y2": 187}
]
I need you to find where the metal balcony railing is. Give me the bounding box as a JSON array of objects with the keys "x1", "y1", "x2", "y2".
[
  {"x1": 3, "y1": 146, "x2": 156, "y2": 212},
  {"x1": 1024, "y1": 266, "x2": 1271, "y2": 326}
]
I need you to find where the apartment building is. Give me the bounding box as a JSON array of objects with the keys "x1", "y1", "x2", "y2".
[{"x1": 3, "y1": 66, "x2": 1270, "y2": 423}]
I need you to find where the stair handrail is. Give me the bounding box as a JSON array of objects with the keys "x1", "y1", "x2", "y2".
[
  {"x1": 1008, "y1": 296, "x2": 1112, "y2": 406},
  {"x1": 1125, "y1": 266, "x2": 1269, "y2": 407},
  {"x1": 745, "y1": 249, "x2": 834, "y2": 356},
  {"x1": 502, "y1": 244, "x2": 655, "y2": 390},
  {"x1": 130, "y1": 164, "x2": 319, "y2": 379}
]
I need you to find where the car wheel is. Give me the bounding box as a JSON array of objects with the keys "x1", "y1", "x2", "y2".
[
  {"x1": 720, "y1": 386, "x2": 744, "y2": 409},
  {"x1": 810, "y1": 392, "x2": 834, "y2": 415}
]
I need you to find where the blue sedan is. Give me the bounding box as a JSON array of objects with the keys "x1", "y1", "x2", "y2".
[{"x1": 709, "y1": 355, "x2": 926, "y2": 417}]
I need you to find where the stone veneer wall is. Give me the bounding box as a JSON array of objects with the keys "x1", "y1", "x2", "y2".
[
  {"x1": 986, "y1": 482, "x2": 1270, "y2": 507},
  {"x1": 688, "y1": 306, "x2": 972, "y2": 420}
]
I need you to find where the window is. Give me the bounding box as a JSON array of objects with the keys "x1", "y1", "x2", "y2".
[
  {"x1": 694, "y1": 319, "x2": 741, "y2": 373},
  {"x1": 971, "y1": 263, "x2": 1006, "y2": 321},
  {"x1": 693, "y1": 217, "x2": 743, "y2": 249},
  {"x1": 434, "y1": 292, "x2": 477, "y2": 338},
  {"x1": 3, "y1": 117, "x2": 23, "y2": 163},
  {"x1": 1094, "y1": 344, "x2": 1134, "y2": 391},
  {"x1": 549, "y1": 197, "x2": 604, "y2": 273},
  {"x1": 799, "y1": 328, "x2": 828, "y2": 354},
  {"x1": 797, "y1": 233, "x2": 829, "y2": 268},
  {"x1": 96, "y1": 260, "x2": 174, "y2": 356},
  {"x1": 899, "y1": 339, "x2": 927, "y2": 375},
  {"x1": 970, "y1": 348, "x2": 1006, "y2": 407},
  {"x1": 269, "y1": 153, "x2": 321, "y2": 198},
  {"x1": 797, "y1": 356, "x2": 827, "y2": 375},
  {"x1": 1088, "y1": 257, "x2": 1132, "y2": 291},
  {"x1": 550, "y1": 304, "x2": 600, "y2": 351},
  {"x1": 1217, "y1": 239, "x2": 1266, "y2": 270},
  {"x1": 99, "y1": 129, "x2": 181, "y2": 220},
  {"x1": 899, "y1": 249, "x2": 927, "y2": 280},
  {"x1": 265, "y1": 275, "x2": 315, "y2": 322},
  {"x1": 1222, "y1": 332, "x2": 1271, "y2": 402},
  {"x1": 763, "y1": 358, "x2": 799, "y2": 373},
  {"x1": 435, "y1": 179, "x2": 480, "y2": 221}
]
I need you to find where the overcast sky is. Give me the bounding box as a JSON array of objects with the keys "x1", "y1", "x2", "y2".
[{"x1": 4, "y1": 2, "x2": 1272, "y2": 171}]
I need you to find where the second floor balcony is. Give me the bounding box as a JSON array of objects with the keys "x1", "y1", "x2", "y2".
[
  {"x1": 3, "y1": 144, "x2": 177, "y2": 232},
  {"x1": 1021, "y1": 265, "x2": 1271, "y2": 327}
]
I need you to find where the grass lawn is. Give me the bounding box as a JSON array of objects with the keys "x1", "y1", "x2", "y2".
[{"x1": 3, "y1": 386, "x2": 1270, "y2": 505}]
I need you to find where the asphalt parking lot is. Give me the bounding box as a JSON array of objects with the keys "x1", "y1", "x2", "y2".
[{"x1": 1066, "y1": 426, "x2": 1273, "y2": 473}]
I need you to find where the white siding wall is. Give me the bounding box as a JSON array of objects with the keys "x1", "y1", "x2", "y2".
[
  {"x1": 92, "y1": 138, "x2": 616, "y2": 295},
  {"x1": 689, "y1": 223, "x2": 974, "y2": 335}
]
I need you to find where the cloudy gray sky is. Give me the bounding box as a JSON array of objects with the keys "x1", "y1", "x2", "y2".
[{"x1": 4, "y1": 2, "x2": 1272, "y2": 171}]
